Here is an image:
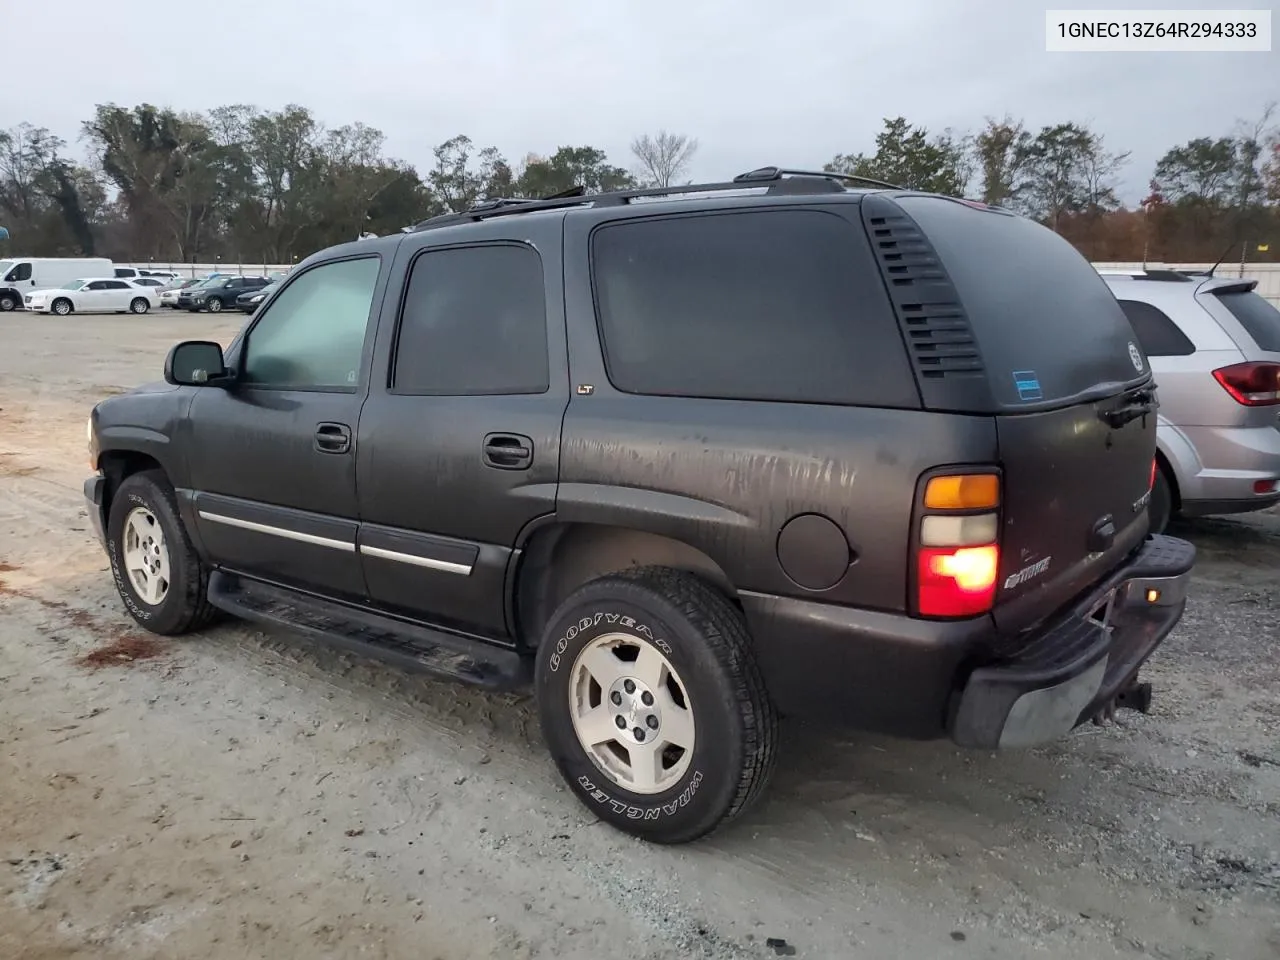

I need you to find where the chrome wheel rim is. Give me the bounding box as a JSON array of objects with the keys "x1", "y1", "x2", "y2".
[
  {"x1": 122, "y1": 506, "x2": 171, "y2": 605},
  {"x1": 568, "y1": 632, "x2": 696, "y2": 795}
]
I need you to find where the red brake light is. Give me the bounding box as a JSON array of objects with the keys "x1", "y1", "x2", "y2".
[
  {"x1": 1150, "y1": 458, "x2": 1157, "y2": 490},
  {"x1": 1212, "y1": 362, "x2": 1280, "y2": 406},
  {"x1": 917, "y1": 546, "x2": 999, "y2": 617}
]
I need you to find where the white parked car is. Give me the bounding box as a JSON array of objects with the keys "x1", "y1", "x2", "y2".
[
  {"x1": 24, "y1": 278, "x2": 158, "y2": 315},
  {"x1": 159, "y1": 277, "x2": 203, "y2": 307},
  {"x1": 127, "y1": 277, "x2": 168, "y2": 291}
]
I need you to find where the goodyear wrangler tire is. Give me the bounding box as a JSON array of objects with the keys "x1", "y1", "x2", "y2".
[
  {"x1": 534, "y1": 566, "x2": 778, "y2": 844},
  {"x1": 106, "y1": 469, "x2": 217, "y2": 636}
]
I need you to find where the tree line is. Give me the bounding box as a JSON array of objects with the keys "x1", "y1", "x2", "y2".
[{"x1": 1, "y1": 102, "x2": 1276, "y2": 265}]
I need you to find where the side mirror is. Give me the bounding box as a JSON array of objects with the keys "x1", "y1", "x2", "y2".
[{"x1": 165, "y1": 340, "x2": 229, "y2": 386}]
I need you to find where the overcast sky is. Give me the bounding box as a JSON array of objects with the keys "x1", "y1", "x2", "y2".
[{"x1": 11, "y1": 0, "x2": 1277, "y2": 204}]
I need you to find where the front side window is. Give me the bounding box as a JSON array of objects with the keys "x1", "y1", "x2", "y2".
[
  {"x1": 240, "y1": 256, "x2": 381, "y2": 390},
  {"x1": 392, "y1": 244, "x2": 549, "y2": 395},
  {"x1": 7, "y1": 262, "x2": 32, "y2": 282},
  {"x1": 88, "y1": 281, "x2": 111, "y2": 291}
]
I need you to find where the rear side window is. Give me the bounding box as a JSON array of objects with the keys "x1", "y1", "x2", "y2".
[
  {"x1": 392, "y1": 244, "x2": 549, "y2": 395},
  {"x1": 894, "y1": 197, "x2": 1146, "y2": 408},
  {"x1": 1116, "y1": 300, "x2": 1195, "y2": 356},
  {"x1": 590, "y1": 209, "x2": 918, "y2": 406},
  {"x1": 1215, "y1": 290, "x2": 1280, "y2": 353}
]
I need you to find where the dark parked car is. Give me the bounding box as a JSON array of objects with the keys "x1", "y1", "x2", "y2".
[
  {"x1": 182, "y1": 275, "x2": 270, "y2": 313},
  {"x1": 85, "y1": 168, "x2": 1195, "y2": 844},
  {"x1": 235, "y1": 280, "x2": 279, "y2": 313}
]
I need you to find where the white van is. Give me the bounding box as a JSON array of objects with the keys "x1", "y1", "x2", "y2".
[{"x1": 0, "y1": 257, "x2": 116, "y2": 312}]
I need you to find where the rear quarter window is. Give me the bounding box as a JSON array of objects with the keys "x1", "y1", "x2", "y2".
[
  {"x1": 1214, "y1": 290, "x2": 1280, "y2": 353},
  {"x1": 1116, "y1": 300, "x2": 1196, "y2": 356},
  {"x1": 894, "y1": 196, "x2": 1147, "y2": 408},
  {"x1": 589, "y1": 208, "x2": 919, "y2": 408}
]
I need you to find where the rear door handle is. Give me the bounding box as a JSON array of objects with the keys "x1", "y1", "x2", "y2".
[
  {"x1": 314, "y1": 422, "x2": 351, "y2": 455},
  {"x1": 483, "y1": 433, "x2": 533, "y2": 470}
]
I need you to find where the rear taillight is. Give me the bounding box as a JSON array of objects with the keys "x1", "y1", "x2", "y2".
[
  {"x1": 1212, "y1": 362, "x2": 1280, "y2": 406},
  {"x1": 914, "y1": 471, "x2": 1000, "y2": 618},
  {"x1": 1150, "y1": 458, "x2": 1157, "y2": 490}
]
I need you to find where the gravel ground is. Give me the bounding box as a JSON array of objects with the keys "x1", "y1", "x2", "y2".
[{"x1": 1, "y1": 312, "x2": 1278, "y2": 960}]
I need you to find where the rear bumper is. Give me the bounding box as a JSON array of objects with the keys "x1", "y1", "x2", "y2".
[
  {"x1": 950, "y1": 534, "x2": 1195, "y2": 749},
  {"x1": 1166, "y1": 422, "x2": 1280, "y2": 512},
  {"x1": 741, "y1": 534, "x2": 1195, "y2": 745}
]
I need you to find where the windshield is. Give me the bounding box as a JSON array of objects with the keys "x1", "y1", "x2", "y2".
[
  {"x1": 61, "y1": 280, "x2": 85, "y2": 290},
  {"x1": 257, "y1": 282, "x2": 279, "y2": 296},
  {"x1": 1215, "y1": 289, "x2": 1280, "y2": 353},
  {"x1": 0, "y1": 260, "x2": 13, "y2": 278}
]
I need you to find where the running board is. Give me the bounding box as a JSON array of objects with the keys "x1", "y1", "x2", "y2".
[{"x1": 207, "y1": 571, "x2": 532, "y2": 691}]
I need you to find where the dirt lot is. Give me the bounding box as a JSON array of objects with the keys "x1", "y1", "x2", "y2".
[{"x1": 1, "y1": 312, "x2": 1278, "y2": 960}]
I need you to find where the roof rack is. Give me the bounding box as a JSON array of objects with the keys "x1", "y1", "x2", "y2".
[
  {"x1": 732, "y1": 165, "x2": 904, "y2": 190},
  {"x1": 407, "y1": 166, "x2": 896, "y2": 233}
]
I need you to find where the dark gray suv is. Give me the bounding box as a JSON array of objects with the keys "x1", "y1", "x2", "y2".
[{"x1": 84, "y1": 168, "x2": 1196, "y2": 843}]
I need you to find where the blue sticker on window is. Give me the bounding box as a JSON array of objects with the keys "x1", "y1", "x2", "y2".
[{"x1": 1012, "y1": 370, "x2": 1042, "y2": 401}]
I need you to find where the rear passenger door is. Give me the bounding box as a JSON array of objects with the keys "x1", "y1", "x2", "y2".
[
  {"x1": 356, "y1": 220, "x2": 568, "y2": 641},
  {"x1": 102, "y1": 279, "x2": 134, "y2": 309}
]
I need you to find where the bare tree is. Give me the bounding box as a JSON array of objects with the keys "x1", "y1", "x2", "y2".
[{"x1": 630, "y1": 130, "x2": 698, "y2": 188}]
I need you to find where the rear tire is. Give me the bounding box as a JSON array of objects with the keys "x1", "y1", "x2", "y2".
[
  {"x1": 1149, "y1": 463, "x2": 1174, "y2": 534},
  {"x1": 535, "y1": 566, "x2": 778, "y2": 844},
  {"x1": 129, "y1": 297, "x2": 150, "y2": 314},
  {"x1": 106, "y1": 470, "x2": 217, "y2": 635}
]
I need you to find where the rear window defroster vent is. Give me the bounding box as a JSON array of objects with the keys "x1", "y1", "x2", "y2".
[{"x1": 861, "y1": 197, "x2": 986, "y2": 384}]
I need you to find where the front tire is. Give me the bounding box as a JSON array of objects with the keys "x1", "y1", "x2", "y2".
[
  {"x1": 52, "y1": 298, "x2": 72, "y2": 316},
  {"x1": 535, "y1": 566, "x2": 777, "y2": 844},
  {"x1": 207, "y1": 297, "x2": 223, "y2": 313},
  {"x1": 130, "y1": 297, "x2": 150, "y2": 314},
  {"x1": 106, "y1": 470, "x2": 217, "y2": 635},
  {"x1": 0, "y1": 293, "x2": 16, "y2": 311}
]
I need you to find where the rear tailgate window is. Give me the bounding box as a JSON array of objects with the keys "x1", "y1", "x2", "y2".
[
  {"x1": 892, "y1": 196, "x2": 1147, "y2": 410},
  {"x1": 1214, "y1": 288, "x2": 1280, "y2": 352}
]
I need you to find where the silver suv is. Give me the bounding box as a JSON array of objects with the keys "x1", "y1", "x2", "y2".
[{"x1": 1101, "y1": 269, "x2": 1280, "y2": 531}]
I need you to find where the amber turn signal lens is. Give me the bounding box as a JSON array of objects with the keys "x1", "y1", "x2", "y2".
[{"x1": 923, "y1": 473, "x2": 1000, "y2": 510}]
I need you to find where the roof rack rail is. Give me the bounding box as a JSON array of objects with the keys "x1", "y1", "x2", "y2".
[
  {"x1": 733, "y1": 166, "x2": 905, "y2": 190},
  {"x1": 407, "y1": 166, "x2": 896, "y2": 233}
]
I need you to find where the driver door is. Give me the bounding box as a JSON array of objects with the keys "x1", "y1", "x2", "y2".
[{"x1": 183, "y1": 253, "x2": 388, "y2": 602}]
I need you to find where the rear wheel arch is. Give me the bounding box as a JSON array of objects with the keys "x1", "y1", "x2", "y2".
[{"x1": 513, "y1": 522, "x2": 739, "y2": 648}]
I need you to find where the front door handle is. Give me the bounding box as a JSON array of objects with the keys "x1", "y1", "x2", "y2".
[
  {"x1": 314, "y1": 422, "x2": 351, "y2": 455},
  {"x1": 483, "y1": 433, "x2": 533, "y2": 470}
]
